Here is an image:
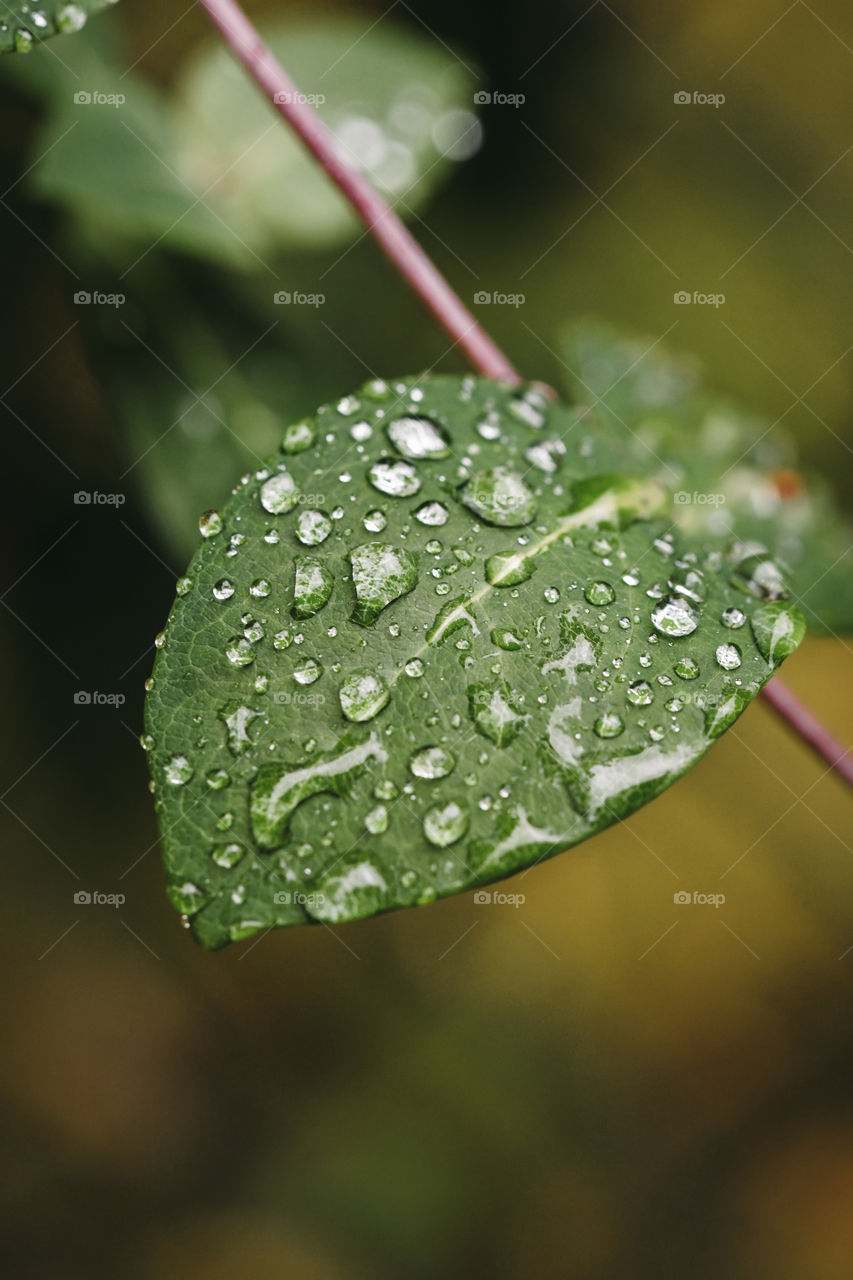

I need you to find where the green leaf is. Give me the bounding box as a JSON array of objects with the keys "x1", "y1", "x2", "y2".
[
  {"x1": 144, "y1": 375, "x2": 801, "y2": 948},
  {"x1": 0, "y1": 0, "x2": 114, "y2": 53},
  {"x1": 171, "y1": 19, "x2": 480, "y2": 251},
  {"x1": 562, "y1": 322, "x2": 853, "y2": 634}
]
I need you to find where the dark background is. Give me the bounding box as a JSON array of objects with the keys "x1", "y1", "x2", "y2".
[{"x1": 1, "y1": 2, "x2": 853, "y2": 1276}]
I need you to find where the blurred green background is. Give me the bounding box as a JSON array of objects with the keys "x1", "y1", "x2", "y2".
[{"x1": 1, "y1": 1, "x2": 852, "y2": 1276}]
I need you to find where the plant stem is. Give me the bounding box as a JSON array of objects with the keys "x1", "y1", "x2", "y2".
[
  {"x1": 760, "y1": 675, "x2": 853, "y2": 785},
  {"x1": 197, "y1": 0, "x2": 851, "y2": 792},
  {"x1": 196, "y1": 0, "x2": 520, "y2": 384}
]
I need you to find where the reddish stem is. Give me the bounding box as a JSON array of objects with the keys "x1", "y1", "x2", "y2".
[
  {"x1": 760, "y1": 676, "x2": 853, "y2": 785},
  {"x1": 196, "y1": 0, "x2": 520, "y2": 384},
  {"x1": 197, "y1": 0, "x2": 850, "y2": 791}
]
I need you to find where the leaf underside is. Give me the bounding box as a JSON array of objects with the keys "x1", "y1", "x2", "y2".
[
  {"x1": 144, "y1": 375, "x2": 803, "y2": 947},
  {"x1": 0, "y1": 0, "x2": 114, "y2": 53}
]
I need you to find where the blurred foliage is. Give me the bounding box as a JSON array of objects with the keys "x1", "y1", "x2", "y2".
[{"x1": 0, "y1": 1, "x2": 852, "y2": 1278}]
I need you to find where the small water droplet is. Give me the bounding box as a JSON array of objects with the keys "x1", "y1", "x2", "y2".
[
  {"x1": 199, "y1": 510, "x2": 223, "y2": 538},
  {"x1": 626, "y1": 680, "x2": 653, "y2": 706},
  {"x1": 414, "y1": 501, "x2": 449, "y2": 526},
  {"x1": 294, "y1": 658, "x2": 322, "y2": 685},
  {"x1": 584, "y1": 581, "x2": 615, "y2": 606},
  {"x1": 459, "y1": 467, "x2": 537, "y2": 527},
  {"x1": 386, "y1": 414, "x2": 451, "y2": 459},
  {"x1": 363, "y1": 509, "x2": 387, "y2": 533},
  {"x1": 674, "y1": 657, "x2": 700, "y2": 680},
  {"x1": 715, "y1": 642, "x2": 742, "y2": 670},
  {"x1": 260, "y1": 470, "x2": 299, "y2": 514},
  {"x1": 368, "y1": 458, "x2": 421, "y2": 497},
  {"x1": 250, "y1": 578, "x2": 271, "y2": 598},
  {"x1": 485, "y1": 550, "x2": 533, "y2": 586},
  {"x1": 225, "y1": 637, "x2": 255, "y2": 667},
  {"x1": 165, "y1": 754, "x2": 193, "y2": 785},
  {"x1": 292, "y1": 557, "x2": 334, "y2": 619},
  {"x1": 364, "y1": 804, "x2": 389, "y2": 834},
  {"x1": 410, "y1": 745, "x2": 456, "y2": 779},
  {"x1": 281, "y1": 420, "x2": 315, "y2": 453},
  {"x1": 594, "y1": 713, "x2": 624, "y2": 738},
  {"x1": 423, "y1": 801, "x2": 469, "y2": 847},
  {"x1": 721, "y1": 607, "x2": 746, "y2": 629},
  {"x1": 206, "y1": 768, "x2": 230, "y2": 790},
  {"x1": 650, "y1": 596, "x2": 700, "y2": 637},
  {"x1": 213, "y1": 578, "x2": 234, "y2": 601}
]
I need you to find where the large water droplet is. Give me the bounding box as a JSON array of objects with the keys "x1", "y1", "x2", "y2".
[
  {"x1": 410, "y1": 745, "x2": 456, "y2": 779},
  {"x1": 584, "y1": 581, "x2": 615, "y2": 606},
  {"x1": 386, "y1": 414, "x2": 451, "y2": 459},
  {"x1": 296, "y1": 509, "x2": 332, "y2": 545},
  {"x1": 339, "y1": 670, "x2": 390, "y2": 722},
  {"x1": 423, "y1": 801, "x2": 469, "y2": 847},
  {"x1": 199, "y1": 510, "x2": 223, "y2": 538},
  {"x1": 292, "y1": 557, "x2": 334, "y2": 618},
  {"x1": 213, "y1": 578, "x2": 234, "y2": 601},
  {"x1": 368, "y1": 458, "x2": 421, "y2": 497},
  {"x1": 485, "y1": 550, "x2": 534, "y2": 587},
  {"x1": 260, "y1": 470, "x2": 299, "y2": 514},
  {"x1": 715, "y1": 642, "x2": 742, "y2": 670},
  {"x1": 459, "y1": 467, "x2": 537, "y2": 527},
  {"x1": 414, "y1": 501, "x2": 449, "y2": 526},
  {"x1": 650, "y1": 596, "x2": 700, "y2": 637},
  {"x1": 350, "y1": 543, "x2": 418, "y2": 626},
  {"x1": 225, "y1": 636, "x2": 255, "y2": 667},
  {"x1": 594, "y1": 713, "x2": 625, "y2": 738},
  {"x1": 281, "y1": 419, "x2": 315, "y2": 453},
  {"x1": 294, "y1": 658, "x2": 322, "y2": 685},
  {"x1": 721, "y1": 607, "x2": 746, "y2": 629},
  {"x1": 750, "y1": 602, "x2": 805, "y2": 665},
  {"x1": 165, "y1": 754, "x2": 193, "y2": 785},
  {"x1": 626, "y1": 680, "x2": 653, "y2": 706}
]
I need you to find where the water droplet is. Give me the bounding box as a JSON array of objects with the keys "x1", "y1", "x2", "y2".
[
  {"x1": 292, "y1": 557, "x2": 334, "y2": 618},
  {"x1": 368, "y1": 458, "x2": 421, "y2": 497},
  {"x1": 291, "y1": 657, "x2": 321, "y2": 686},
  {"x1": 337, "y1": 395, "x2": 360, "y2": 416},
  {"x1": 260, "y1": 470, "x2": 299, "y2": 514},
  {"x1": 211, "y1": 842, "x2": 244, "y2": 869},
  {"x1": 350, "y1": 421, "x2": 372, "y2": 442},
  {"x1": 674, "y1": 657, "x2": 700, "y2": 680},
  {"x1": 715, "y1": 642, "x2": 742, "y2": 670},
  {"x1": 364, "y1": 804, "x2": 389, "y2": 834},
  {"x1": 750, "y1": 602, "x2": 805, "y2": 665},
  {"x1": 544, "y1": 587, "x2": 560, "y2": 604},
  {"x1": 350, "y1": 543, "x2": 418, "y2": 626},
  {"x1": 199, "y1": 510, "x2": 223, "y2": 538},
  {"x1": 225, "y1": 636, "x2": 255, "y2": 667},
  {"x1": 423, "y1": 801, "x2": 469, "y2": 847},
  {"x1": 410, "y1": 745, "x2": 456, "y2": 779},
  {"x1": 730, "y1": 549, "x2": 789, "y2": 600},
  {"x1": 594, "y1": 713, "x2": 624, "y2": 738},
  {"x1": 669, "y1": 567, "x2": 706, "y2": 603},
  {"x1": 459, "y1": 467, "x2": 537, "y2": 527},
  {"x1": 490, "y1": 627, "x2": 523, "y2": 651},
  {"x1": 339, "y1": 670, "x2": 390, "y2": 722},
  {"x1": 414, "y1": 501, "x2": 449, "y2": 526},
  {"x1": 721, "y1": 607, "x2": 746, "y2": 629},
  {"x1": 584, "y1": 581, "x2": 615, "y2": 606},
  {"x1": 626, "y1": 680, "x2": 653, "y2": 706},
  {"x1": 296, "y1": 509, "x2": 332, "y2": 545},
  {"x1": 175, "y1": 576, "x2": 192, "y2": 596},
  {"x1": 507, "y1": 389, "x2": 547, "y2": 429},
  {"x1": 405, "y1": 658, "x2": 425, "y2": 677},
  {"x1": 485, "y1": 550, "x2": 533, "y2": 586},
  {"x1": 165, "y1": 754, "x2": 193, "y2": 785},
  {"x1": 386, "y1": 414, "x2": 451, "y2": 459},
  {"x1": 650, "y1": 596, "x2": 700, "y2": 637},
  {"x1": 467, "y1": 682, "x2": 526, "y2": 746},
  {"x1": 206, "y1": 768, "x2": 230, "y2": 790},
  {"x1": 213, "y1": 578, "x2": 234, "y2": 601},
  {"x1": 15, "y1": 29, "x2": 34, "y2": 52},
  {"x1": 281, "y1": 419, "x2": 315, "y2": 452},
  {"x1": 273, "y1": 628, "x2": 293, "y2": 650},
  {"x1": 250, "y1": 578, "x2": 271, "y2": 598},
  {"x1": 57, "y1": 5, "x2": 87, "y2": 34}
]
